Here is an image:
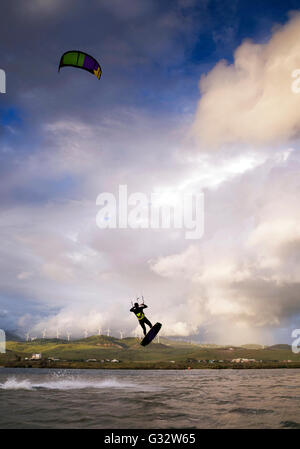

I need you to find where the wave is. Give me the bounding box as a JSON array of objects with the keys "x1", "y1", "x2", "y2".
[
  {"x1": 229, "y1": 407, "x2": 273, "y2": 415},
  {"x1": 0, "y1": 376, "x2": 137, "y2": 391},
  {"x1": 0, "y1": 378, "x2": 34, "y2": 390},
  {"x1": 280, "y1": 420, "x2": 300, "y2": 429}
]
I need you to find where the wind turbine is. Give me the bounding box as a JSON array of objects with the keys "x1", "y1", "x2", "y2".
[
  {"x1": 119, "y1": 331, "x2": 123, "y2": 340},
  {"x1": 106, "y1": 328, "x2": 110, "y2": 337},
  {"x1": 56, "y1": 329, "x2": 60, "y2": 339},
  {"x1": 25, "y1": 333, "x2": 30, "y2": 342},
  {"x1": 66, "y1": 332, "x2": 71, "y2": 341},
  {"x1": 42, "y1": 329, "x2": 46, "y2": 339},
  {"x1": 98, "y1": 327, "x2": 101, "y2": 336}
]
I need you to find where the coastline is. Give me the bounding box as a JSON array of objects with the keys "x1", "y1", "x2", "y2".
[{"x1": 1, "y1": 361, "x2": 300, "y2": 370}]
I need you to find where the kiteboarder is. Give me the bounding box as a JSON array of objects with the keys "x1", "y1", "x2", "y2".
[{"x1": 130, "y1": 299, "x2": 153, "y2": 336}]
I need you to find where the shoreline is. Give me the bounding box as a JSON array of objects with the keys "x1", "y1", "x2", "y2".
[{"x1": 1, "y1": 361, "x2": 300, "y2": 370}]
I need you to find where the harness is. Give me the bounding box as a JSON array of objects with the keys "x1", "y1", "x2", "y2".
[{"x1": 136, "y1": 312, "x2": 145, "y2": 321}]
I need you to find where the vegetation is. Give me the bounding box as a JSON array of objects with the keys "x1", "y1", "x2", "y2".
[{"x1": 0, "y1": 335, "x2": 299, "y2": 369}]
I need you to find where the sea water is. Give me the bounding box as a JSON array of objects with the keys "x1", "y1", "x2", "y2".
[{"x1": 0, "y1": 368, "x2": 299, "y2": 429}]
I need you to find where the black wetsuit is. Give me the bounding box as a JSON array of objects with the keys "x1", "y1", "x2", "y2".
[{"x1": 130, "y1": 304, "x2": 153, "y2": 336}]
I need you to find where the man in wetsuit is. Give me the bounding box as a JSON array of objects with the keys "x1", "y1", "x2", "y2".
[{"x1": 130, "y1": 300, "x2": 153, "y2": 336}]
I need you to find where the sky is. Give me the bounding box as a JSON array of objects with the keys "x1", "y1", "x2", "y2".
[{"x1": 0, "y1": 0, "x2": 300, "y2": 345}]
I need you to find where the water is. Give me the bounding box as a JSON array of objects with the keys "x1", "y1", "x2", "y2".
[{"x1": 0, "y1": 368, "x2": 299, "y2": 429}]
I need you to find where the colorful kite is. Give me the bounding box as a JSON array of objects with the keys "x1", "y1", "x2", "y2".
[{"x1": 58, "y1": 51, "x2": 102, "y2": 80}]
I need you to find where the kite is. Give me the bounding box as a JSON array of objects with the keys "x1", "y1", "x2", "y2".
[{"x1": 58, "y1": 51, "x2": 102, "y2": 80}]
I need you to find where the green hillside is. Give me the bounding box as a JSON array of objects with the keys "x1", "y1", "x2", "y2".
[{"x1": 0, "y1": 334, "x2": 299, "y2": 369}]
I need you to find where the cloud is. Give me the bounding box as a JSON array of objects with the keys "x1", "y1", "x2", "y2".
[
  {"x1": 16, "y1": 0, "x2": 72, "y2": 17},
  {"x1": 0, "y1": 309, "x2": 8, "y2": 318},
  {"x1": 1, "y1": 114, "x2": 299, "y2": 343},
  {"x1": 150, "y1": 148, "x2": 300, "y2": 344},
  {"x1": 97, "y1": 0, "x2": 153, "y2": 20},
  {"x1": 1, "y1": 3, "x2": 299, "y2": 345},
  {"x1": 191, "y1": 11, "x2": 300, "y2": 148}
]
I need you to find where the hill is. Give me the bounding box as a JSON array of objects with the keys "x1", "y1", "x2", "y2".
[
  {"x1": 241, "y1": 344, "x2": 264, "y2": 350},
  {"x1": 267, "y1": 344, "x2": 291, "y2": 350},
  {"x1": 2, "y1": 330, "x2": 23, "y2": 341},
  {"x1": 0, "y1": 334, "x2": 299, "y2": 369}
]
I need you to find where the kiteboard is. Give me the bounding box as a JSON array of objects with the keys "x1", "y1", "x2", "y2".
[{"x1": 140, "y1": 322, "x2": 162, "y2": 347}]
